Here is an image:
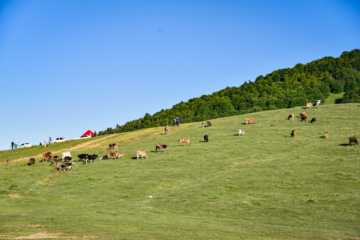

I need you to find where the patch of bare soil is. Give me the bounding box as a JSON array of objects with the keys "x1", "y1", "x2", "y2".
[
  {"x1": 13, "y1": 231, "x2": 73, "y2": 239},
  {"x1": 7, "y1": 193, "x2": 20, "y2": 198},
  {"x1": 27, "y1": 224, "x2": 41, "y2": 228}
]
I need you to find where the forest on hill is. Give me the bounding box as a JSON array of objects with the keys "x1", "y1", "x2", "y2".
[{"x1": 99, "y1": 49, "x2": 360, "y2": 135}]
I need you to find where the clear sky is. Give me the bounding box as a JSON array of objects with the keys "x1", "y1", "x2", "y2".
[{"x1": 1, "y1": 0, "x2": 359, "y2": 151}]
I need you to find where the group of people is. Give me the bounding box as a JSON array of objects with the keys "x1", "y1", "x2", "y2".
[
  {"x1": 172, "y1": 117, "x2": 181, "y2": 127},
  {"x1": 43, "y1": 137, "x2": 52, "y2": 147},
  {"x1": 165, "y1": 117, "x2": 181, "y2": 135}
]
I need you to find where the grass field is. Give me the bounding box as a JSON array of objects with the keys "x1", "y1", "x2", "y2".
[{"x1": 0, "y1": 103, "x2": 359, "y2": 239}]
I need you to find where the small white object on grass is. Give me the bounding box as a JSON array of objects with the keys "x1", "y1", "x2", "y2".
[{"x1": 149, "y1": 196, "x2": 153, "y2": 198}]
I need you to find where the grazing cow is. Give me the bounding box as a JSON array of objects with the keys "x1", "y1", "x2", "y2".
[
  {"x1": 274, "y1": 120, "x2": 278, "y2": 126},
  {"x1": 300, "y1": 112, "x2": 307, "y2": 122},
  {"x1": 288, "y1": 114, "x2": 295, "y2": 120},
  {"x1": 107, "y1": 151, "x2": 119, "y2": 159},
  {"x1": 291, "y1": 130, "x2": 296, "y2": 137},
  {"x1": 156, "y1": 144, "x2": 167, "y2": 152},
  {"x1": 349, "y1": 137, "x2": 359, "y2": 145},
  {"x1": 206, "y1": 121, "x2": 212, "y2": 127},
  {"x1": 137, "y1": 151, "x2": 148, "y2": 159},
  {"x1": 77, "y1": 154, "x2": 88, "y2": 161},
  {"x1": 311, "y1": 117, "x2": 316, "y2": 123},
  {"x1": 52, "y1": 156, "x2": 60, "y2": 165},
  {"x1": 29, "y1": 158, "x2": 35, "y2": 165},
  {"x1": 63, "y1": 156, "x2": 72, "y2": 162},
  {"x1": 86, "y1": 154, "x2": 98, "y2": 164},
  {"x1": 325, "y1": 132, "x2": 329, "y2": 138},
  {"x1": 6, "y1": 160, "x2": 10, "y2": 165},
  {"x1": 42, "y1": 152, "x2": 52, "y2": 162},
  {"x1": 100, "y1": 155, "x2": 109, "y2": 160},
  {"x1": 306, "y1": 102, "x2": 313, "y2": 108},
  {"x1": 109, "y1": 143, "x2": 118, "y2": 149},
  {"x1": 204, "y1": 135, "x2": 209, "y2": 142},
  {"x1": 59, "y1": 162, "x2": 75, "y2": 171},
  {"x1": 239, "y1": 129, "x2": 245, "y2": 136},
  {"x1": 246, "y1": 118, "x2": 256, "y2": 124},
  {"x1": 78, "y1": 154, "x2": 98, "y2": 164},
  {"x1": 179, "y1": 138, "x2": 191, "y2": 146},
  {"x1": 62, "y1": 152, "x2": 72, "y2": 161}
]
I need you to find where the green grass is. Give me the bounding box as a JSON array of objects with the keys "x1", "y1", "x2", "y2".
[
  {"x1": 0, "y1": 104, "x2": 359, "y2": 239},
  {"x1": 325, "y1": 92, "x2": 345, "y2": 104}
]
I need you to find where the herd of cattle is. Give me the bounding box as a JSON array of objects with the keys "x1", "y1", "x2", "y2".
[{"x1": 4, "y1": 102, "x2": 359, "y2": 169}]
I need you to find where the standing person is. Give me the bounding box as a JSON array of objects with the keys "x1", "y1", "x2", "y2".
[
  {"x1": 14, "y1": 141, "x2": 18, "y2": 149},
  {"x1": 172, "y1": 119, "x2": 176, "y2": 126},
  {"x1": 44, "y1": 139, "x2": 47, "y2": 147},
  {"x1": 176, "y1": 117, "x2": 180, "y2": 126},
  {"x1": 49, "y1": 137, "x2": 52, "y2": 146},
  {"x1": 165, "y1": 125, "x2": 169, "y2": 135},
  {"x1": 11, "y1": 141, "x2": 14, "y2": 150}
]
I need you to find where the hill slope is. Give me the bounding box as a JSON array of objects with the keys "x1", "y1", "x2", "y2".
[
  {"x1": 100, "y1": 49, "x2": 360, "y2": 135},
  {"x1": 0, "y1": 104, "x2": 359, "y2": 239}
]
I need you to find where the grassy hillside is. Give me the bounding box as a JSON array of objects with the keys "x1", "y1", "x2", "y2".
[
  {"x1": 0, "y1": 104, "x2": 359, "y2": 239},
  {"x1": 324, "y1": 92, "x2": 345, "y2": 104}
]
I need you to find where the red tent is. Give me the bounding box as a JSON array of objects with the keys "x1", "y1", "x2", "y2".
[{"x1": 81, "y1": 130, "x2": 94, "y2": 138}]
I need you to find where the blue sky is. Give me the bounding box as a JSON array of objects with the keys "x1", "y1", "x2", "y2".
[{"x1": 0, "y1": 0, "x2": 359, "y2": 150}]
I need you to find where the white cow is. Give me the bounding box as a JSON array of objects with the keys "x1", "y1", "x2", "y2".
[
  {"x1": 239, "y1": 129, "x2": 245, "y2": 136},
  {"x1": 314, "y1": 100, "x2": 321, "y2": 107},
  {"x1": 62, "y1": 151, "x2": 72, "y2": 161}
]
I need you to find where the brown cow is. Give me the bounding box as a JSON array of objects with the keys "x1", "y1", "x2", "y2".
[
  {"x1": 42, "y1": 152, "x2": 52, "y2": 162},
  {"x1": 349, "y1": 137, "x2": 359, "y2": 145},
  {"x1": 29, "y1": 158, "x2": 35, "y2": 165},
  {"x1": 246, "y1": 118, "x2": 256, "y2": 124},
  {"x1": 109, "y1": 143, "x2": 118, "y2": 149},
  {"x1": 51, "y1": 156, "x2": 60, "y2": 165},
  {"x1": 206, "y1": 121, "x2": 212, "y2": 127},
  {"x1": 300, "y1": 113, "x2": 307, "y2": 122},
  {"x1": 156, "y1": 144, "x2": 167, "y2": 152},
  {"x1": 288, "y1": 114, "x2": 294, "y2": 120},
  {"x1": 179, "y1": 138, "x2": 191, "y2": 146},
  {"x1": 306, "y1": 102, "x2": 313, "y2": 108},
  {"x1": 291, "y1": 130, "x2": 296, "y2": 137},
  {"x1": 107, "y1": 151, "x2": 119, "y2": 159},
  {"x1": 136, "y1": 150, "x2": 148, "y2": 159},
  {"x1": 311, "y1": 117, "x2": 316, "y2": 123}
]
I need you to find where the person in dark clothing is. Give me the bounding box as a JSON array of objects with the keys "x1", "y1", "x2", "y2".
[
  {"x1": 176, "y1": 117, "x2": 180, "y2": 126},
  {"x1": 11, "y1": 141, "x2": 14, "y2": 150}
]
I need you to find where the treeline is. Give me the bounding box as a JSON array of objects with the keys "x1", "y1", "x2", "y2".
[{"x1": 99, "y1": 49, "x2": 360, "y2": 135}]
